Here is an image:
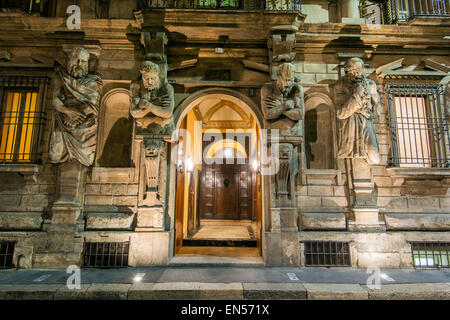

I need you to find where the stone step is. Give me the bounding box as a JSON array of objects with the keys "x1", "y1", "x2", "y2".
[{"x1": 168, "y1": 255, "x2": 265, "y2": 268}]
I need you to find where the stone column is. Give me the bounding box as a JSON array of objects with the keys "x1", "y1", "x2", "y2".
[
  {"x1": 341, "y1": 0, "x2": 365, "y2": 24},
  {"x1": 135, "y1": 135, "x2": 171, "y2": 232},
  {"x1": 264, "y1": 22, "x2": 303, "y2": 266}
]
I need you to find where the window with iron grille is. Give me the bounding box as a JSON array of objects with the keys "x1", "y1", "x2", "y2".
[
  {"x1": 83, "y1": 241, "x2": 129, "y2": 268},
  {"x1": 0, "y1": 0, "x2": 56, "y2": 16},
  {"x1": 303, "y1": 241, "x2": 351, "y2": 267},
  {"x1": 410, "y1": 241, "x2": 449, "y2": 268},
  {"x1": 385, "y1": 0, "x2": 450, "y2": 23},
  {"x1": 0, "y1": 241, "x2": 15, "y2": 269},
  {"x1": 386, "y1": 83, "x2": 449, "y2": 168},
  {"x1": 0, "y1": 76, "x2": 49, "y2": 164}
]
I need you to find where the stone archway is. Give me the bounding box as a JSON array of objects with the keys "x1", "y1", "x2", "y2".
[{"x1": 168, "y1": 88, "x2": 267, "y2": 259}]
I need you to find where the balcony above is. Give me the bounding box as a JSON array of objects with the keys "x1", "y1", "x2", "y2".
[
  {"x1": 137, "y1": 0, "x2": 302, "y2": 11},
  {"x1": 134, "y1": 0, "x2": 305, "y2": 41},
  {"x1": 387, "y1": 0, "x2": 450, "y2": 24}
]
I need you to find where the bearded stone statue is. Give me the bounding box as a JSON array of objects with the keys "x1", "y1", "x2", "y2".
[
  {"x1": 130, "y1": 61, "x2": 174, "y2": 134},
  {"x1": 49, "y1": 47, "x2": 102, "y2": 166},
  {"x1": 260, "y1": 62, "x2": 304, "y2": 136},
  {"x1": 334, "y1": 57, "x2": 381, "y2": 165}
]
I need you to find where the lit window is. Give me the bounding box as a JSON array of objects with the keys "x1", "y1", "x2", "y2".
[
  {"x1": 0, "y1": 76, "x2": 48, "y2": 164},
  {"x1": 386, "y1": 83, "x2": 450, "y2": 168}
]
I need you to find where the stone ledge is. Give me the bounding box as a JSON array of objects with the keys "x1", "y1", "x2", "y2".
[
  {"x1": 384, "y1": 213, "x2": 450, "y2": 231},
  {"x1": 0, "y1": 211, "x2": 43, "y2": 230},
  {"x1": 303, "y1": 283, "x2": 369, "y2": 300},
  {"x1": 301, "y1": 212, "x2": 346, "y2": 231},
  {"x1": 386, "y1": 168, "x2": 450, "y2": 178},
  {"x1": 366, "y1": 283, "x2": 450, "y2": 300},
  {"x1": 85, "y1": 212, "x2": 135, "y2": 230}
]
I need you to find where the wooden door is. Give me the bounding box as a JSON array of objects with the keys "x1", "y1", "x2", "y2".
[
  {"x1": 215, "y1": 171, "x2": 238, "y2": 219},
  {"x1": 200, "y1": 164, "x2": 252, "y2": 220}
]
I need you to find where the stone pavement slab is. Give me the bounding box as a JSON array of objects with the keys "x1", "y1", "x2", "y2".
[
  {"x1": 140, "y1": 282, "x2": 244, "y2": 300},
  {"x1": 84, "y1": 284, "x2": 132, "y2": 300},
  {"x1": 0, "y1": 284, "x2": 63, "y2": 300},
  {"x1": 243, "y1": 283, "x2": 307, "y2": 300},
  {"x1": 366, "y1": 283, "x2": 450, "y2": 300},
  {"x1": 303, "y1": 283, "x2": 369, "y2": 300},
  {"x1": 54, "y1": 284, "x2": 91, "y2": 300}
]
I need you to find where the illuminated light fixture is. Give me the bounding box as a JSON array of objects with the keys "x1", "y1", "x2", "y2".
[
  {"x1": 224, "y1": 148, "x2": 233, "y2": 158},
  {"x1": 133, "y1": 273, "x2": 145, "y2": 283},
  {"x1": 252, "y1": 159, "x2": 259, "y2": 171},
  {"x1": 186, "y1": 157, "x2": 194, "y2": 172}
]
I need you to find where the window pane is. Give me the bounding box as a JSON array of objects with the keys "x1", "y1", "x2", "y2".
[
  {"x1": 394, "y1": 95, "x2": 431, "y2": 168},
  {"x1": 0, "y1": 90, "x2": 38, "y2": 163}
]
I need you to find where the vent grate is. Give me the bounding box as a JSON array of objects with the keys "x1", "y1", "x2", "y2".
[
  {"x1": 303, "y1": 241, "x2": 351, "y2": 267},
  {"x1": 410, "y1": 241, "x2": 449, "y2": 268},
  {"x1": 0, "y1": 241, "x2": 15, "y2": 269},
  {"x1": 83, "y1": 241, "x2": 129, "y2": 268}
]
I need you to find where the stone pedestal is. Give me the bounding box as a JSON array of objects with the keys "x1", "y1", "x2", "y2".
[
  {"x1": 271, "y1": 207, "x2": 298, "y2": 233},
  {"x1": 264, "y1": 231, "x2": 301, "y2": 267},
  {"x1": 35, "y1": 162, "x2": 86, "y2": 268},
  {"x1": 265, "y1": 136, "x2": 302, "y2": 266},
  {"x1": 135, "y1": 206, "x2": 164, "y2": 231}
]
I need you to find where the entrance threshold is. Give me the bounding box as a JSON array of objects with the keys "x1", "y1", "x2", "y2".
[{"x1": 169, "y1": 254, "x2": 264, "y2": 268}]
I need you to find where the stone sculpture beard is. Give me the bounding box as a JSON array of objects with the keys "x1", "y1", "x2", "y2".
[
  {"x1": 142, "y1": 73, "x2": 160, "y2": 91},
  {"x1": 347, "y1": 70, "x2": 372, "y2": 119},
  {"x1": 68, "y1": 64, "x2": 88, "y2": 79},
  {"x1": 277, "y1": 77, "x2": 294, "y2": 98}
]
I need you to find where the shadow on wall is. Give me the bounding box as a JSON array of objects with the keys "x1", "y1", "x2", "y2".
[
  {"x1": 305, "y1": 103, "x2": 334, "y2": 169},
  {"x1": 97, "y1": 116, "x2": 133, "y2": 167}
]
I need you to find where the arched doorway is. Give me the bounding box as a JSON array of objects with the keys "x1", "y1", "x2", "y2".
[{"x1": 172, "y1": 89, "x2": 264, "y2": 257}]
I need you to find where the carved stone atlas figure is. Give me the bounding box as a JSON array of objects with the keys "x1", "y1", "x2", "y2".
[
  {"x1": 49, "y1": 47, "x2": 102, "y2": 166},
  {"x1": 130, "y1": 60, "x2": 175, "y2": 133},
  {"x1": 260, "y1": 62, "x2": 304, "y2": 136},
  {"x1": 334, "y1": 57, "x2": 382, "y2": 165}
]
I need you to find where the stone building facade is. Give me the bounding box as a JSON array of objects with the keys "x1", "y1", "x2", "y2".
[{"x1": 0, "y1": 0, "x2": 449, "y2": 269}]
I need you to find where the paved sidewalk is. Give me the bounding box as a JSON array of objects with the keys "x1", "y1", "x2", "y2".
[{"x1": 0, "y1": 267, "x2": 448, "y2": 300}]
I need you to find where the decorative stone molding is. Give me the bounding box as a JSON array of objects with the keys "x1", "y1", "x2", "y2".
[
  {"x1": 300, "y1": 169, "x2": 343, "y2": 186},
  {"x1": 301, "y1": 212, "x2": 346, "y2": 231}
]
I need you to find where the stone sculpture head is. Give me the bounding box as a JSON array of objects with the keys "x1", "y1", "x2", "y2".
[
  {"x1": 140, "y1": 60, "x2": 160, "y2": 91},
  {"x1": 276, "y1": 62, "x2": 295, "y2": 94},
  {"x1": 67, "y1": 47, "x2": 90, "y2": 78},
  {"x1": 344, "y1": 57, "x2": 364, "y2": 80}
]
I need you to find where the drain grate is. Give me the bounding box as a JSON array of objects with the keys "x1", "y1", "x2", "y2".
[
  {"x1": 83, "y1": 241, "x2": 129, "y2": 268},
  {"x1": 410, "y1": 241, "x2": 449, "y2": 268},
  {"x1": 303, "y1": 241, "x2": 351, "y2": 267},
  {"x1": 0, "y1": 241, "x2": 15, "y2": 269}
]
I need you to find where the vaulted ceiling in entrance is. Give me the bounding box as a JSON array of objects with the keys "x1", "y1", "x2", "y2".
[{"x1": 194, "y1": 98, "x2": 253, "y2": 129}]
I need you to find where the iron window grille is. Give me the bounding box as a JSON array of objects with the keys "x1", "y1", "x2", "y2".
[
  {"x1": 0, "y1": 240, "x2": 15, "y2": 269},
  {"x1": 303, "y1": 241, "x2": 351, "y2": 267},
  {"x1": 0, "y1": 0, "x2": 56, "y2": 16},
  {"x1": 137, "y1": 0, "x2": 301, "y2": 10},
  {"x1": 0, "y1": 76, "x2": 49, "y2": 164},
  {"x1": 385, "y1": 0, "x2": 450, "y2": 23},
  {"x1": 386, "y1": 83, "x2": 449, "y2": 168},
  {"x1": 410, "y1": 241, "x2": 449, "y2": 268},
  {"x1": 83, "y1": 241, "x2": 129, "y2": 268}
]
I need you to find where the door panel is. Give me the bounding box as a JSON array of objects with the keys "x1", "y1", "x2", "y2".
[{"x1": 215, "y1": 172, "x2": 238, "y2": 219}]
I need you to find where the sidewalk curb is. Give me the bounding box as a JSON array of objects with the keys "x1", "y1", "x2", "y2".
[{"x1": 0, "y1": 282, "x2": 448, "y2": 300}]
